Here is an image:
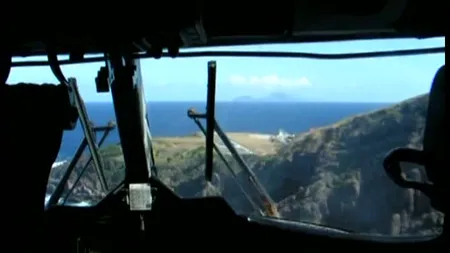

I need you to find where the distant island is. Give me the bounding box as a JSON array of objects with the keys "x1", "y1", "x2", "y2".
[
  {"x1": 48, "y1": 93, "x2": 443, "y2": 237},
  {"x1": 233, "y1": 92, "x2": 302, "y2": 102}
]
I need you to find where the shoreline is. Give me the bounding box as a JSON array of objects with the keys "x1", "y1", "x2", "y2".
[
  {"x1": 156, "y1": 131, "x2": 275, "y2": 139},
  {"x1": 53, "y1": 131, "x2": 286, "y2": 165},
  {"x1": 153, "y1": 131, "x2": 291, "y2": 156}
]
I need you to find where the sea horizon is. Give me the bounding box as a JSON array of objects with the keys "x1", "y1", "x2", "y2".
[
  {"x1": 57, "y1": 101, "x2": 391, "y2": 159},
  {"x1": 84, "y1": 100, "x2": 396, "y2": 104}
]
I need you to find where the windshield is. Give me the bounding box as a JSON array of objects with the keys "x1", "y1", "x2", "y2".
[{"x1": 10, "y1": 37, "x2": 445, "y2": 236}]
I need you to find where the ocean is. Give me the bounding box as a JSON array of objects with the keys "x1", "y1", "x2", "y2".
[{"x1": 57, "y1": 101, "x2": 391, "y2": 160}]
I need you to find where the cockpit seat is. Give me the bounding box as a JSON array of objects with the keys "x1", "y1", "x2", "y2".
[
  {"x1": 0, "y1": 83, "x2": 76, "y2": 251},
  {"x1": 383, "y1": 65, "x2": 447, "y2": 214},
  {"x1": 423, "y1": 65, "x2": 446, "y2": 195}
]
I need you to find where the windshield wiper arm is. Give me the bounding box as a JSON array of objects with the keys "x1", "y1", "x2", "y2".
[
  {"x1": 46, "y1": 122, "x2": 115, "y2": 208},
  {"x1": 47, "y1": 139, "x2": 87, "y2": 208},
  {"x1": 188, "y1": 61, "x2": 279, "y2": 217},
  {"x1": 67, "y1": 78, "x2": 109, "y2": 192},
  {"x1": 47, "y1": 123, "x2": 115, "y2": 208},
  {"x1": 187, "y1": 112, "x2": 263, "y2": 215},
  {"x1": 213, "y1": 119, "x2": 279, "y2": 217},
  {"x1": 60, "y1": 122, "x2": 116, "y2": 205},
  {"x1": 248, "y1": 215, "x2": 354, "y2": 235},
  {"x1": 48, "y1": 53, "x2": 109, "y2": 192}
]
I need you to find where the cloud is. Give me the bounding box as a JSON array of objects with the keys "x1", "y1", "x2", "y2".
[{"x1": 229, "y1": 74, "x2": 311, "y2": 89}]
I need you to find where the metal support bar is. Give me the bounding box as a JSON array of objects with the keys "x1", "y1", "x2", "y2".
[
  {"x1": 106, "y1": 54, "x2": 152, "y2": 183},
  {"x1": 105, "y1": 53, "x2": 154, "y2": 213},
  {"x1": 205, "y1": 61, "x2": 217, "y2": 182}
]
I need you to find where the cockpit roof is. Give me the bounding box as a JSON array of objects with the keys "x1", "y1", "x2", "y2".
[{"x1": 3, "y1": 0, "x2": 445, "y2": 57}]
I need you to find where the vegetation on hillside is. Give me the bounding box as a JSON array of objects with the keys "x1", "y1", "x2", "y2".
[{"x1": 47, "y1": 93, "x2": 443, "y2": 236}]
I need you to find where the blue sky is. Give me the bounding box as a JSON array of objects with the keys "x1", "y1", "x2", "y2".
[{"x1": 8, "y1": 37, "x2": 444, "y2": 103}]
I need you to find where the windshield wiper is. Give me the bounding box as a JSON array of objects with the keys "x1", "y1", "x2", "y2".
[
  {"x1": 45, "y1": 62, "x2": 114, "y2": 208},
  {"x1": 247, "y1": 215, "x2": 354, "y2": 235},
  {"x1": 47, "y1": 122, "x2": 116, "y2": 208},
  {"x1": 60, "y1": 122, "x2": 116, "y2": 205},
  {"x1": 48, "y1": 54, "x2": 109, "y2": 192},
  {"x1": 187, "y1": 61, "x2": 279, "y2": 218},
  {"x1": 187, "y1": 110, "x2": 263, "y2": 215}
]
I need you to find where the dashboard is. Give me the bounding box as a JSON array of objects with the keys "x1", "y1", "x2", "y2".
[{"x1": 43, "y1": 180, "x2": 445, "y2": 252}]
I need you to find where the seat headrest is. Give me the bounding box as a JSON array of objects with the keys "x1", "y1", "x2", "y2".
[
  {"x1": 383, "y1": 65, "x2": 447, "y2": 213},
  {"x1": 0, "y1": 83, "x2": 78, "y2": 130},
  {"x1": 423, "y1": 65, "x2": 446, "y2": 186}
]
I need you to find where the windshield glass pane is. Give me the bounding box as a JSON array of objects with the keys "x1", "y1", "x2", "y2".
[
  {"x1": 153, "y1": 38, "x2": 445, "y2": 236},
  {"x1": 9, "y1": 37, "x2": 443, "y2": 236}
]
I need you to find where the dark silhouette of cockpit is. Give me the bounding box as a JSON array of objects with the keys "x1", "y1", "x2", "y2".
[{"x1": 0, "y1": 1, "x2": 446, "y2": 251}]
